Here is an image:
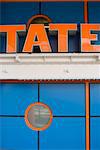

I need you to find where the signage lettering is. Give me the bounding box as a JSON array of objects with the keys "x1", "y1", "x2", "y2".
[{"x1": 0, "y1": 24, "x2": 100, "y2": 53}]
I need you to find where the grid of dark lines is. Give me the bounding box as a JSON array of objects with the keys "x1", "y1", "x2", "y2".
[{"x1": 0, "y1": 82, "x2": 100, "y2": 150}]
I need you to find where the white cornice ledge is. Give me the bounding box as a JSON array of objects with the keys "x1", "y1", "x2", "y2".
[
  {"x1": 0, "y1": 53, "x2": 100, "y2": 80},
  {"x1": 0, "y1": 53, "x2": 100, "y2": 64}
]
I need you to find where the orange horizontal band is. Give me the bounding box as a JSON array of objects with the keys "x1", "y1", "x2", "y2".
[
  {"x1": 0, "y1": 0, "x2": 84, "y2": 2},
  {"x1": 0, "y1": 79, "x2": 100, "y2": 84},
  {"x1": 0, "y1": 0, "x2": 100, "y2": 2}
]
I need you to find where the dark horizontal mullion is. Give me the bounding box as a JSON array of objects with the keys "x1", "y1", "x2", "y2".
[
  {"x1": 90, "y1": 116, "x2": 100, "y2": 118},
  {"x1": 53, "y1": 116, "x2": 85, "y2": 118},
  {"x1": 53, "y1": 116, "x2": 100, "y2": 118},
  {"x1": 0, "y1": 115, "x2": 85, "y2": 118},
  {"x1": 0, "y1": 115, "x2": 24, "y2": 118},
  {"x1": 1, "y1": 115, "x2": 100, "y2": 118}
]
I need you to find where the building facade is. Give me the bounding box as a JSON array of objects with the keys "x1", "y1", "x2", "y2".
[{"x1": 0, "y1": 0, "x2": 100, "y2": 150}]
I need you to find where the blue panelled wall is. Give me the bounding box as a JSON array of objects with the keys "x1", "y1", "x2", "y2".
[
  {"x1": 0, "y1": 83, "x2": 86, "y2": 149},
  {"x1": 0, "y1": 83, "x2": 100, "y2": 149},
  {"x1": 90, "y1": 84, "x2": 100, "y2": 150}
]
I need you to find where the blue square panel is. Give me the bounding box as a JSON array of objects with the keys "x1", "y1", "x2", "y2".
[
  {"x1": 0, "y1": 117, "x2": 37, "y2": 150},
  {"x1": 40, "y1": 118, "x2": 85, "y2": 150},
  {"x1": 89, "y1": 2, "x2": 100, "y2": 23},
  {"x1": 0, "y1": 83, "x2": 38, "y2": 115},
  {"x1": 0, "y1": 2, "x2": 39, "y2": 25},
  {"x1": 91, "y1": 118, "x2": 100, "y2": 150},
  {"x1": 40, "y1": 84, "x2": 85, "y2": 116},
  {"x1": 41, "y1": 2, "x2": 84, "y2": 23},
  {"x1": 90, "y1": 84, "x2": 100, "y2": 116}
]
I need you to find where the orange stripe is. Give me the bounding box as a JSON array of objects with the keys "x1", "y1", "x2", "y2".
[
  {"x1": 0, "y1": 79, "x2": 100, "y2": 83},
  {"x1": 0, "y1": 0, "x2": 85, "y2": 2},
  {"x1": 86, "y1": 82, "x2": 90, "y2": 150},
  {"x1": 0, "y1": 0, "x2": 100, "y2": 2},
  {"x1": 1, "y1": 0, "x2": 100, "y2": 2},
  {"x1": 84, "y1": 0, "x2": 88, "y2": 23}
]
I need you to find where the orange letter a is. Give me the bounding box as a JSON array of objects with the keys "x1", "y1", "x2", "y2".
[{"x1": 23, "y1": 24, "x2": 51, "y2": 52}]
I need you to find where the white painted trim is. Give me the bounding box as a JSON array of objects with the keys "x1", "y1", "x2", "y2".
[{"x1": 0, "y1": 53, "x2": 100, "y2": 80}]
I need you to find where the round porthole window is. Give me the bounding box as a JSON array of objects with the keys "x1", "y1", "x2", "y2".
[{"x1": 25, "y1": 102, "x2": 53, "y2": 131}]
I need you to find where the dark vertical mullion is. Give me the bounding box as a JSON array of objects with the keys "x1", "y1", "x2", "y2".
[
  {"x1": 38, "y1": 131, "x2": 40, "y2": 150},
  {"x1": 38, "y1": 83, "x2": 40, "y2": 150},
  {"x1": 39, "y1": 2, "x2": 42, "y2": 14}
]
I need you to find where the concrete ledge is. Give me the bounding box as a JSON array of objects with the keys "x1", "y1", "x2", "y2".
[
  {"x1": 0, "y1": 53, "x2": 100, "y2": 80},
  {"x1": 0, "y1": 53, "x2": 100, "y2": 64}
]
